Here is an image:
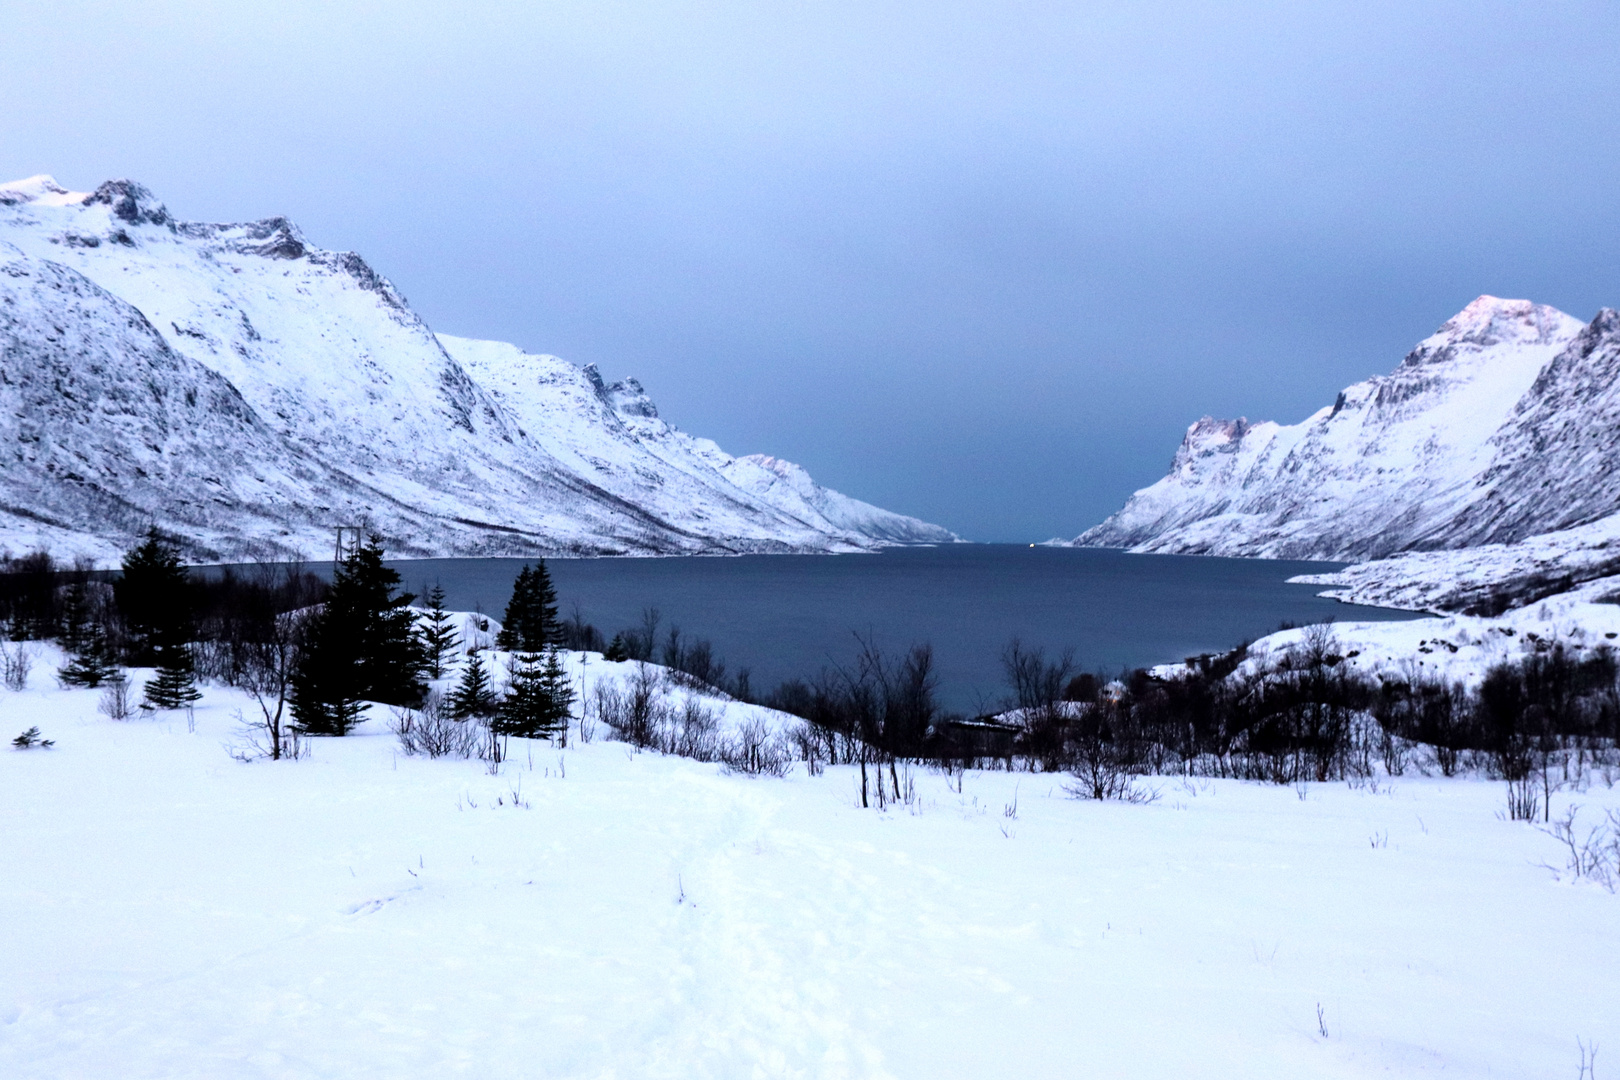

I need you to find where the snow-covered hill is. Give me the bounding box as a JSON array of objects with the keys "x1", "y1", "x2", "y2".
[
  {"x1": 0, "y1": 175, "x2": 956, "y2": 561},
  {"x1": 1067, "y1": 296, "x2": 1620, "y2": 561}
]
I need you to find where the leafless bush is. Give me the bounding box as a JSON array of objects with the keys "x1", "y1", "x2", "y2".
[
  {"x1": 237, "y1": 608, "x2": 308, "y2": 760},
  {"x1": 1505, "y1": 775, "x2": 1541, "y2": 822},
  {"x1": 1, "y1": 640, "x2": 35, "y2": 691},
  {"x1": 1542, "y1": 805, "x2": 1620, "y2": 892},
  {"x1": 577, "y1": 692, "x2": 597, "y2": 744},
  {"x1": 97, "y1": 676, "x2": 133, "y2": 721},
  {"x1": 393, "y1": 692, "x2": 478, "y2": 759},
  {"x1": 721, "y1": 719, "x2": 792, "y2": 777},
  {"x1": 228, "y1": 708, "x2": 306, "y2": 762},
  {"x1": 672, "y1": 698, "x2": 722, "y2": 760},
  {"x1": 789, "y1": 722, "x2": 825, "y2": 775},
  {"x1": 594, "y1": 663, "x2": 667, "y2": 749},
  {"x1": 1378, "y1": 723, "x2": 1408, "y2": 777},
  {"x1": 1066, "y1": 761, "x2": 1159, "y2": 803}
]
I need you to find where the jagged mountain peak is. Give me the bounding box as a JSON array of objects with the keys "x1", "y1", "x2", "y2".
[
  {"x1": 1402, "y1": 295, "x2": 1581, "y2": 368},
  {"x1": 83, "y1": 179, "x2": 172, "y2": 227},
  {"x1": 582, "y1": 363, "x2": 659, "y2": 419},
  {"x1": 1070, "y1": 297, "x2": 1605, "y2": 560},
  {"x1": 739, "y1": 454, "x2": 802, "y2": 479},
  {"x1": 1170, "y1": 417, "x2": 1256, "y2": 466}
]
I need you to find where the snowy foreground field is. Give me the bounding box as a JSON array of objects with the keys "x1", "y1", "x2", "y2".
[{"x1": 3, "y1": 658, "x2": 1619, "y2": 1079}]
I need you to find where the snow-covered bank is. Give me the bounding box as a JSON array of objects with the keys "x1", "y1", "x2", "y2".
[
  {"x1": 4, "y1": 650, "x2": 1619, "y2": 1077},
  {"x1": 1290, "y1": 512, "x2": 1620, "y2": 616},
  {"x1": 1159, "y1": 585, "x2": 1620, "y2": 694}
]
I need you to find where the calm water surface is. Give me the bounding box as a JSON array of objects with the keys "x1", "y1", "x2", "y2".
[{"x1": 375, "y1": 546, "x2": 1418, "y2": 713}]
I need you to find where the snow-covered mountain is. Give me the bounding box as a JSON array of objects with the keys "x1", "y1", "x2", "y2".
[
  {"x1": 0, "y1": 175, "x2": 956, "y2": 561},
  {"x1": 1067, "y1": 296, "x2": 1620, "y2": 561}
]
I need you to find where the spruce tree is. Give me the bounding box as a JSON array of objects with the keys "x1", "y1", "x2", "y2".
[
  {"x1": 495, "y1": 562, "x2": 560, "y2": 652},
  {"x1": 289, "y1": 603, "x2": 363, "y2": 735},
  {"x1": 59, "y1": 624, "x2": 121, "y2": 688},
  {"x1": 115, "y1": 529, "x2": 192, "y2": 666},
  {"x1": 603, "y1": 633, "x2": 630, "y2": 662},
  {"x1": 494, "y1": 652, "x2": 544, "y2": 739},
  {"x1": 537, "y1": 645, "x2": 575, "y2": 743},
  {"x1": 290, "y1": 534, "x2": 426, "y2": 736},
  {"x1": 344, "y1": 536, "x2": 426, "y2": 704},
  {"x1": 494, "y1": 647, "x2": 572, "y2": 741},
  {"x1": 494, "y1": 566, "x2": 531, "y2": 651},
  {"x1": 143, "y1": 631, "x2": 202, "y2": 710},
  {"x1": 420, "y1": 584, "x2": 460, "y2": 680},
  {"x1": 448, "y1": 651, "x2": 498, "y2": 719},
  {"x1": 58, "y1": 577, "x2": 92, "y2": 655}
]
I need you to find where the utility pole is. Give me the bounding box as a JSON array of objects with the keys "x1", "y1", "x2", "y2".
[{"x1": 332, "y1": 525, "x2": 362, "y2": 572}]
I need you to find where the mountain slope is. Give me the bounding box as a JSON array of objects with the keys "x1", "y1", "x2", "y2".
[
  {"x1": 0, "y1": 175, "x2": 955, "y2": 560},
  {"x1": 436, "y1": 334, "x2": 956, "y2": 549},
  {"x1": 1069, "y1": 296, "x2": 1616, "y2": 560}
]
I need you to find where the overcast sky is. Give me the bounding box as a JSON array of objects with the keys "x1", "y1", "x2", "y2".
[{"x1": 4, "y1": 1, "x2": 1618, "y2": 541}]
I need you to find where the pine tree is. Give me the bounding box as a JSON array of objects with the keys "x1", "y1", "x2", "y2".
[
  {"x1": 420, "y1": 584, "x2": 460, "y2": 680},
  {"x1": 142, "y1": 632, "x2": 201, "y2": 710},
  {"x1": 115, "y1": 529, "x2": 192, "y2": 666},
  {"x1": 288, "y1": 615, "x2": 364, "y2": 736},
  {"x1": 58, "y1": 576, "x2": 92, "y2": 655},
  {"x1": 290, "y1": 534, "x2": 426, "y2": 736},
  {"x1": 493, "y1": 652, "x2": 544, "y2": 738},
  {"x1": 603, "y1": 633, "x2": 630, "y2": 662},
  {"x1": 448, "y1": 651, "x2": 498, "y2": 719},
  {"x1": 537, "y1": 645, "x2": 575, "y2": 743},
  {"x1": 494, "y1": 647, "x2": 573, "y2": 741},
  {"x1": 494, "y1": 566, "x2": 531, "y2": 651},
  {"x1": 59, "y1": 624, "x2": 121, "y2": 688},
  {"x1": 495, "y1": 562, "x2": 560, "y2": 652},
  {"x1": 343, "y1": 536, "x2": 427, "y2": 704}
]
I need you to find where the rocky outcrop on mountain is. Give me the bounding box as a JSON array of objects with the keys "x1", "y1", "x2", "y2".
[
  {"x1": 0, "y1": 174, "x2": 956, "y2": 561},
  {"x1": 1069, "y1": 296, "x2": 1617, "y2": 561}
]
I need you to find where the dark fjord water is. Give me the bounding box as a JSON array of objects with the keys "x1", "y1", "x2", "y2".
[{"x1": 383, "y1": 545, "x2": 1419, "y2": 714}]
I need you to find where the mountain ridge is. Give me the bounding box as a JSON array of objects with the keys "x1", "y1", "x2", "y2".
[
  {"x1": 1065, "y1": 295, "x2": 1617, "y2": 561},
  {"x1": 0, "y1": 175, "x2": 957, "y2": 561}
]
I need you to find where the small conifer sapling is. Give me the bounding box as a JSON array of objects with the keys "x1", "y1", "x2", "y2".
[
  {"x1": 420, "y1": 584, "x2": 460, "y2": 680},
  {"x1": 448, "y1": 651, "x2": 498, "y2": 719}
]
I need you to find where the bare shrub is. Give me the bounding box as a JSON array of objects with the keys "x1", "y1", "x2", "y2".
[
  {"x1": 672, "y1": 698, "x2": 721, "y2": 760},
  {"x1": 1377, "y1": 722, "x2": 1408, "y2": 776},
  {"x1": 393, "y1": 692, "x2": 478, "y2": 759},
  {"x1": 97, "y1": 676, "x2": 133, "y2": 721},
  {"x1": 1, "y1": 641, "x2": 35, "y2": 691},
  {"x1": 1067, "y1": 760, "x2": 1159, "y2": 803},
  {"x1": 238, "y1": 608, "x2": 308, "y2": 760},
  {"x1": 1505, "y1": 775, "x2": 1540, "y2": 822},
  {"x1": 229, "y1": 708, "x2": 306, "y2": 762},
  {"x1": 594, "y1": 663, "x2": 667, "y2": 749},
  {"x1": 721, "y1": 718, "x2": 792, "y2": 777},
  {"x1": 1063, "y1": 696, "x2": 1158, "y2": 803},
  {"x1": 789, "y1": 722, "x2": 825, "y2": 776},
  {"x1": 1542, "y1": 805, "x2": 1620, "y2": 891}
]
